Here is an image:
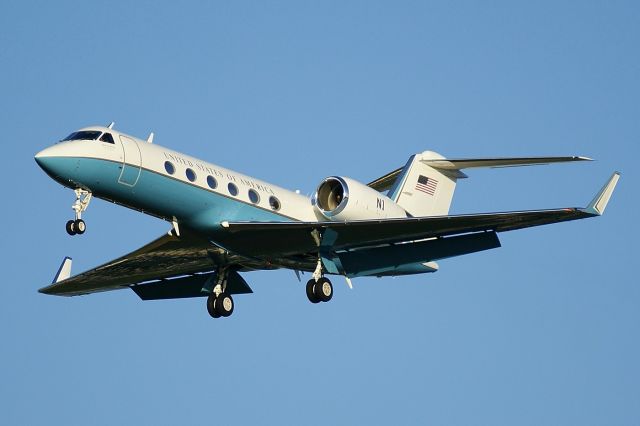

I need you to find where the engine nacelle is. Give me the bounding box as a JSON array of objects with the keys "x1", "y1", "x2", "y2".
[{"x1": 313, "y1": 176, "x2": 408, "y2": 221}]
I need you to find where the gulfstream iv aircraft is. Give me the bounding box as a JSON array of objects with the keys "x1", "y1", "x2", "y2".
[{"x1": 35, "y1": 124, "x2": 620, "y2": 318}]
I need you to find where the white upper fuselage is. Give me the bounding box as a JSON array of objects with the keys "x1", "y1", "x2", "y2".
[{"x1": 35, "y1": 126, "x2": 320, "y2": 232}]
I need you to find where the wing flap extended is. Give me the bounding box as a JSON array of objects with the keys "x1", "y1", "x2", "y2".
[
  {"x1": 130, "y1": 270, "x2": 253, "y2": 300},
  {"x1": 335, "y1": 231, "x2": 501, "y2": 277}
]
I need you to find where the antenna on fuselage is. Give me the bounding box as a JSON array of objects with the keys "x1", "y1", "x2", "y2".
[
  {"x1": 107, "y1": 122, "x2": 115, "y2": 129},
  {"x1": 147, "y1": 132, "x2": 154, "y2": 143}
]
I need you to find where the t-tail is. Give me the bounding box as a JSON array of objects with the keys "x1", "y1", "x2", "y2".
[{"x1": 381, "y1": 152, "x2": 592, "y2": 217}]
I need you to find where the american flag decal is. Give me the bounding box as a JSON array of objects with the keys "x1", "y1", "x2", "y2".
[{"x1": 415, "y1": 175, "x2": 438, "y2": 195}]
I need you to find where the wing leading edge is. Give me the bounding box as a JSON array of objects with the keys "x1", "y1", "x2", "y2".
[
  {"x1": 218, "y1": 172, "x2": 620, "y2": 260},
  {"x1": 38, "y1": 229, "x2": 268, "y2": 297},
  {"x1": 38, "y1": 232, "x2": 220, "y2": 296}
]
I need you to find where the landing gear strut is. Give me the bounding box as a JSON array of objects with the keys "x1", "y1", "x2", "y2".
[
  {"x1": 206, "y1": 268, "x2": 235, "y2": 318},
  {"x1": 66, "y1": 188, "x2": 92, "y2": 236},
  {"x1": 306, "y1": 258, "x2": 333, "y2": 304}
]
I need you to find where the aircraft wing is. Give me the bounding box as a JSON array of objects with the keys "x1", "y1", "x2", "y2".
[
  {"x1": 40, "y1": 172, "x2": 618, "y2": 295},
  {"x1": 218, "y1": 172, "x2": 620, "y2": 259},
  {"x1": 38, "y1": 231, "x2": 256, "y2": 297}
]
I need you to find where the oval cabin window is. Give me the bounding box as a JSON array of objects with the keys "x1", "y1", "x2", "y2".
[
  {"x1": 207, "y1": 175, "x2": 218, "y2": 189},
  {"x1": 269, "y1": 196, "x2": 281, "y2": 211},
  {"x1": 248, "y1": 189, "x2": 260, "y2": 204},
  {"x1": 164, "y1": 161, "x2": 175, "y2": 175}
]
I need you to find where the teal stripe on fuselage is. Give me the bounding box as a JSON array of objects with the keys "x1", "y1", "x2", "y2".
[{"x1": 46, "y1": 157, "x2": 294, "y2": 232}]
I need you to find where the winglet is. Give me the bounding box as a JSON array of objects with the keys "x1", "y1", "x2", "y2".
[
  {"x1": 582, "y1": 172, "x2": 620, "y2": 216},
  {"x1": 53, "y1": 257, "x2": 73, "y2": 284}
]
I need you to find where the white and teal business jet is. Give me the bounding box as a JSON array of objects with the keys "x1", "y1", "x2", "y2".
[{"x1": 35, "y1": 123, "x2": 620, "y2": 319}]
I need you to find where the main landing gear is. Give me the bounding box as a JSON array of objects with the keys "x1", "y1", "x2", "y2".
[
  {"x1": 66, "y1": 189, "x2": 92, "y2": 236},
  {"x1": 204, "y1": 259, "x2": 336, "y2": 319},
  {"x1": 206, "y1": 268, "x2": 235, "y2": 318},
  {"x1": 305, "y1": 258, "x2": 333, "y2": 304},
  {"x1": 207, "y1": 292, "x2": 234, "y2": 318},
  {"x1": 306, "y1": 277, "x2": 333, "y2": 303}
]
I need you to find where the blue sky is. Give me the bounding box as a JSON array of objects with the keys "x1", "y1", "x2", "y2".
[{"x1": 1, "y1": 1, "x2": 638, "y2": 424}]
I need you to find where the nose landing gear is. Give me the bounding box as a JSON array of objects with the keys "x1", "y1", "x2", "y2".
[
  {"x1": 65, "y1": 219, "x2": 86, "y2": 235},
  {"x1": 66, "y1": 189, "x2": 92, "y2": 236}
]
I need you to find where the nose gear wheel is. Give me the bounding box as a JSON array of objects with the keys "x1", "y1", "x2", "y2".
[
  {"x1": 66, "y1": 189, "x2": 92, "y2": 236},
  {"x1": 66, "y1": 219, "x2": 86, "y2": 236}
]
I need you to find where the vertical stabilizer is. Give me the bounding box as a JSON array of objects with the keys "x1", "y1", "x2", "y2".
[{"x1": 389, "y1": 151, "x2": 460, "y2": 217}]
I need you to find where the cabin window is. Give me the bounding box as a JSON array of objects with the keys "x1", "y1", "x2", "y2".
[
  {"x1": 164, "y1": 161, "x2": 175, "y2": 175},
  {"x1": 99, "y1": 133, "x2": 114, "y2": 144},
  {"x1": 228, "y1": 183, "x2": 238, "y2": 196},
  {"x1": 248, "y1": 189, "x2": 260, "y2": 204},
  {"x1": 63, "y1": 130, "x2": 102, "y2": 141},
  {"x1": 186, "y1": 168, "x2": 197, "y2": 182},
  {"x1": 207, "y1": 175, "x2": 217, "y2": 189},
  {"x1": 269, "y1": 196, "x2": 281, "y2": 211}
]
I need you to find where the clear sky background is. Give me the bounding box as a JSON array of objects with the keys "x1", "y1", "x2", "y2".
[{"x1": 1, "y1": 1, "x2": 638, "y2": 425}]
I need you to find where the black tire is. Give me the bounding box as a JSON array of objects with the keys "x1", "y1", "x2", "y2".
[
  {"x1": 306, "y1": 279, "x2": 321, "y2": 304},
  {"x1": 314, "y1": 277, "x2": 333, "y2": 302},
  {"x1": 74, "y1": 219, "x2": 86, "y2": 234},
  {"x1": 216, "y1": 293, "x2": 234, "y2": 317},
  {"x1": 207, "y1": 294, "x2": 220, "y2": 318},
  {"x1": 66, "y1": 220, "x2": 76, "y2": 235}
]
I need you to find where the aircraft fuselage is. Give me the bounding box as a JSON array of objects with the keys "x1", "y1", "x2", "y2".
[{"x1": 35, "y1": 126, "x2": 318, "y2": 234}]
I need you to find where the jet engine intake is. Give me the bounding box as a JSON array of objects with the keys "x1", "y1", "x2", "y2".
[{"x1": 313, "y1": 176, "x2": 407, "y2": 221}]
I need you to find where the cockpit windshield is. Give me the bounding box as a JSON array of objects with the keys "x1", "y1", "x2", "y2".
[{"x1": 63, "y1": 130, "x2": 102, "y2": 141}]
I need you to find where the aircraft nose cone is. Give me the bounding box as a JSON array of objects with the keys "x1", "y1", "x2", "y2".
[
  {"x1": 34, "y1": 146, "x2": 58, "y2": 172},
  {"x1": 35, "y1": 147, "x2": 50, "y2": 169},
  {"x1": 34, "y1": 143, "x2": 75, "y2": 179}
]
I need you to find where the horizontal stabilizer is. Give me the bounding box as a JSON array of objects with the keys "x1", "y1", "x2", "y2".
[
  {"x1": 423, "y1": 156, "x2": 592, "y2": 170},
  {"x1": 368, "y1": 167, "x2": 404, "y2": 192},
  {"x1": 368, "y1": 156, "x2": 591, "y2": 191}
]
